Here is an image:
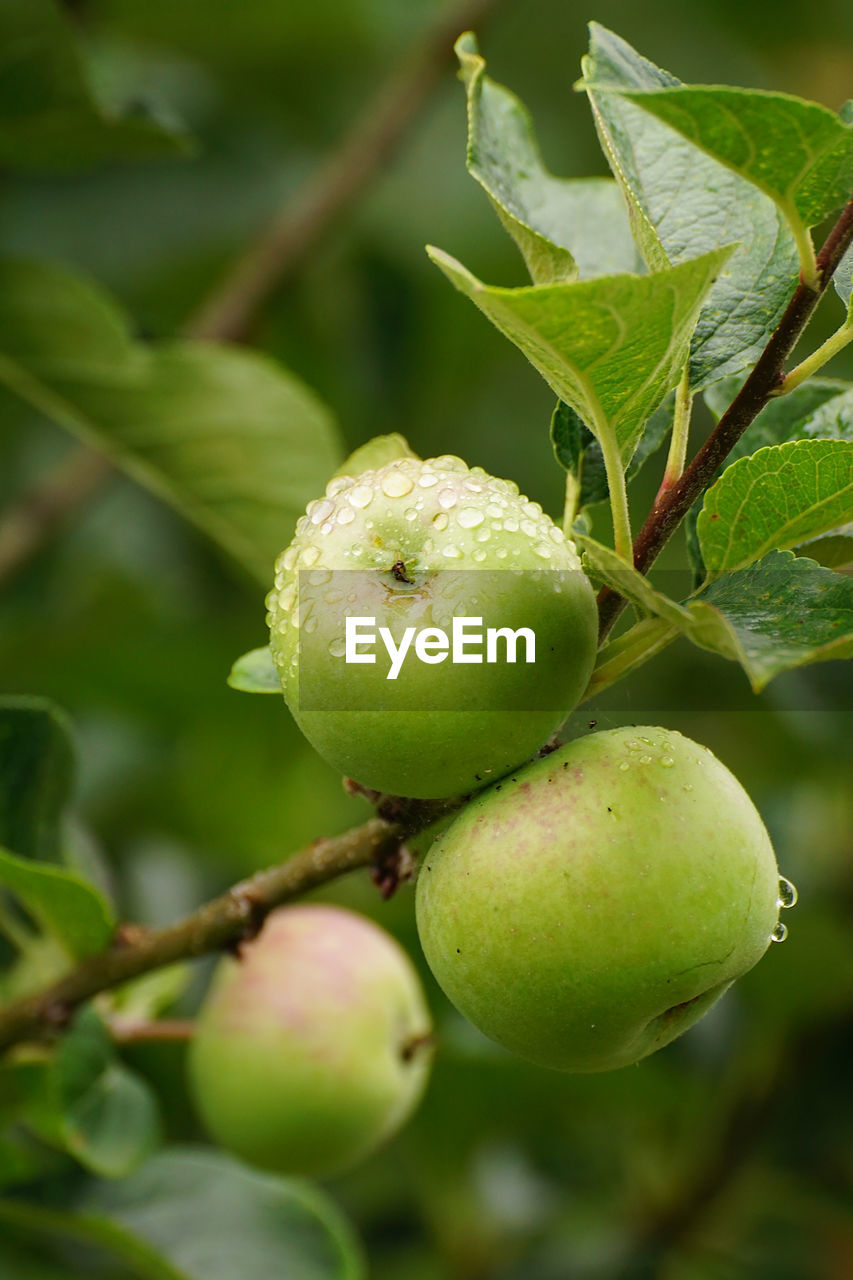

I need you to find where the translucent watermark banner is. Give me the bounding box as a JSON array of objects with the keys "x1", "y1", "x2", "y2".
[{"x1": 288, "y1": 569, "x2": 595, "y2": 712}]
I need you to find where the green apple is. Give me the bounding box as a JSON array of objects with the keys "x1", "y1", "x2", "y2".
[
  {"x1": 416, "y1": 726, "x2": 787, "y2": 1071},
  {"x1": 188, "y1": 904, "x2": 433, "y2": 1177},
  {"x1": 267, "y1": 455, "x2": 598, "y2": 798}
]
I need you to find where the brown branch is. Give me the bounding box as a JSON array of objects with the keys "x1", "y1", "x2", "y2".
[
  {"x1": 187, "y1": 0, "x2": 507, "y2": 343},
  {"x1": 597, "y1": 191, "x2": 853, "y2": 642},
  {"x1": 109, "y1": 1018, "x2": 195, "y2": 1045},
  {"x1": 0, "y1": 0, "x2": 505, "y2": 591},
  {"x1": 0, "y1": 814, "x2": 428, "y2": 1054},
  {"x1": 0, "y1": 449, "x2": 112, "y2": 588}
]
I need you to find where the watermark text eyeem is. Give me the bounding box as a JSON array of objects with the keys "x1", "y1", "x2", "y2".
[{"x1": 345, "y1": 616, "x2": 535, "y2": 680}]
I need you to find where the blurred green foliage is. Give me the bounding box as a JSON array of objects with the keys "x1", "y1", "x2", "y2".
[{"x1": 1, "y1": 0, "x2": 852, "y2": 1276}]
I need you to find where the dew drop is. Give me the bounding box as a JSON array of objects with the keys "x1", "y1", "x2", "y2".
[
  {"x1": 618, "y1": 761, "x2": 631, "y2": 772},
  {"x1": 442, "y1": 544, "x2": 463, "y2": 559},
  {"x1": 348, "y1": 485, "x2": 373, "y2": 509},
  {"x1": 496, "y1": 547, "x2": 508, "y2": 559},
  {"x1": 639, "y1": 755, "x2": 653, "y2": 765},
  {"x1": 683, "y1": 783, "x2": 694, "y2": 793},
  {"x1": 432, "y1": 512, "x2": 449, "y2": 531},
  {"x1": 486, "y1": 503, "x2": 504, "y2": 518},
  {"x1": 523, "y1": 501, "x2": 542, "y2": 519},
  {"x1": 533, "y1": 542, "x2": 553, "y2": 559},
  {"x1": 381, "y1": 471, "x2": 414, "y2": 498},
  {"x1": 404, "y1": 508, "x2": 418, "y2": 522},
  {"x1": 475, "y1": 529, "x2": 490, "y2": 543},
  {"x1": 307, "y1": 569, "x2": 331, "y2": 586},
  {"x1": 660, "y1": 757, "x2": 674, "y2": 768},
  {"x1": 549, "y1": 525, "x2": 565, "y2": 544},
  {"x1": 309, "y1": 498, "x2": 335, "y2": 525},
  {"x1": 438, "y1": 487, "x2": 458, "y2": 510},
  {"x1": 472, "y1": 548, "x2": 487, "y2": 562},
  {"x1": 504, "y1": 518, "x2": 519, "y2": 533},
  {"x1": 298, "y1": 546, "x2": 320, "y2": 568},
  {"x1": 770, "y1": 920, "x2": 788, "y2": 943},
  {"x1": 640, "y1": 736, "x2": 653, "y2": 746},
  {"x1": 328, "y1": 638, "x2": 346, "y2": 658},
  {"x1": 458, "y1": 507, "x2": 485, "y2": 529},
  {"x1": 283, "y1": 547, "x2": 298, "y2": 572},
  {"x1": 777, "y1": 876, "x2": 798, "y2": 909},
  {"x1": 418, "y1": 472, "x2": 439, "y2": 488},
  {"x1": 304, "y1": 616, "x2": 318, "y2": 634},
  {"x1": 520, "y1": 519, "x2": 539, "y2": 538},
  {"x1": 337, "y1": 507, "x2": 355, "y2": 525},
  {"x1": 326, "y1": 476, "x2": 350, "y2": 497}
]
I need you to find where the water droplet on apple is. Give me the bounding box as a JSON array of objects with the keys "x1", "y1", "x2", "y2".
[
  {"x1": 640, "y1": 755, "x2": 653, "y2": 765},
  {"x1": 472, "y1": 549, "x2": 487, "y2": 562},
  {"x1": 337, "y1": 507, "x2": 355, "y2": 525},
  {"x1": 660, "y1": 757, "x2": 674, "y2": 768},
  {"x1": 381, "y1": 471, "x2": 415, "y2": 498},
  {"x1": 309, "y1": 498, "x2": 335, "y2": 525},
  {"x1": 438, "y1": 488, "x2": 458, "y2": 510},
  {"x1": 418, "y1": 472, "x2": 438, "y2": 488},
  {"x1": 432, "y1": 512, "x2": 449, "y2": 531},
  {"x1": 404, "y1": 508, "x2": 417, "y2": 522},
  {"x1": 348, "y1": 485, "x2": 373, "y2": 509},
  {"x1": 442, "y1": 544, "x2": 463, "y2": 559},
  {"x1": 458, "y1": 507, "x2": 485, "y2": 529},
  {"x1": 298, "y1": 546, "x2": 320, "y2": 568},
  {"x1": 328, "y1": 637, "x2": 346, "y2": 658},
  {"x1": 618, "y1": 761, "x2": 630, "y2": 771},
  {"x1": 777, "y1": 876, "x2": 798, "y2": 908},
  {"x1": 533, "y1": 542, "x2": 552, "y2": 559}
]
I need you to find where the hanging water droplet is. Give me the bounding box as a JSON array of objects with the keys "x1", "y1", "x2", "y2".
[
  {"x1": 770, "y1": 920, "x2": 788, "y2": 943},
  {"x1": 777, "y1": 876, "x2": 798, "y2": 909},
  {"x1": 458, "y1": 507, "x2": 485, "y2": 529}
]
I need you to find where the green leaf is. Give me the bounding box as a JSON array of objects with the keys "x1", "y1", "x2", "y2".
[
  {"x1": 580, "y1": 24, "x2": 799, "y2": 390},
  {"x1": 55, "y1": 1011, "x2": 160, "y2": 1178},
  {"x1": 428, "y1": 244, "x2": 729, "y2": 460},
  {"x1": 697, "y1": 440, "x2": 853, "y2": 574},
  {"x1": 686, "y1": 550, "x2": 853, "y2": 688},
  {"x1": 704, "y1": 377, "x2": 853, "y2": 459},
  {"x1": 0, "y1": 0, "x2": 191, "y2": 171},
  {"x1": 618, "y1": 83, "x2": 853, "y2": 236},
  {"x1": 577, "y1": 535, "x2": 691, "y2": 626},
  {"x1": 836, "y1": 244, "x2": 852, "y2": 312},
  {"x1": 551, "y1": 394, "x2": 674, "y2": 508},
  {"x1": 0, "y1": 697, "x2": 73, "y2": 862},
  {"x1": 14, "y1": 1010, "x2": 159, "y2": 1179},
  {"x1": 795, "y1": 526, "x2": 853, "y2": 571},
  {"x1": 455, "y1": 33, "x2": 640, "y2": 283},
  {"x1": 332, "y1": 433, "x2": 417, "y2": 480},
  {"x1": 0, "y1": 846, "x2": 115, "y2": 958},
  {"x1": 0, "y1": 260, "x2": 343, "y2": 585},
  {"x1": 227, "y1": 646, "x2": 281, "y2": 694},
  {"x1": 0, "y1": 1151, "x2": 365, "y2": 1279},
  {"x1": 82, "y1": 1147, "x2": 366, "y2": 1279}
]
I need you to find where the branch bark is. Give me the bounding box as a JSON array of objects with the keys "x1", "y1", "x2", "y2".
[
  {"x1": 597, "y1": 192, "x2": 853, "y2": 642},
  {"x1": 0, "y1": 0, "x2": 505, "y2": 591},
  {"x1": 0, "y1": 816, "x2": 406, "y2": 1053}
]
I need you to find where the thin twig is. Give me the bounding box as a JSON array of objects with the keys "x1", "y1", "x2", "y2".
[
  {"x1": 109, "y1": 1018, "x2": 195, "y2": 1045},
  {"x1": 0, "y1": 0, "x2": 505, "y2": 590},
  {"x1": 187, "y1": 0, "x2": 507, "y2": 343},
  {"x1": 597, "y1": 190, "x2": 853, "y2": 642}
]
